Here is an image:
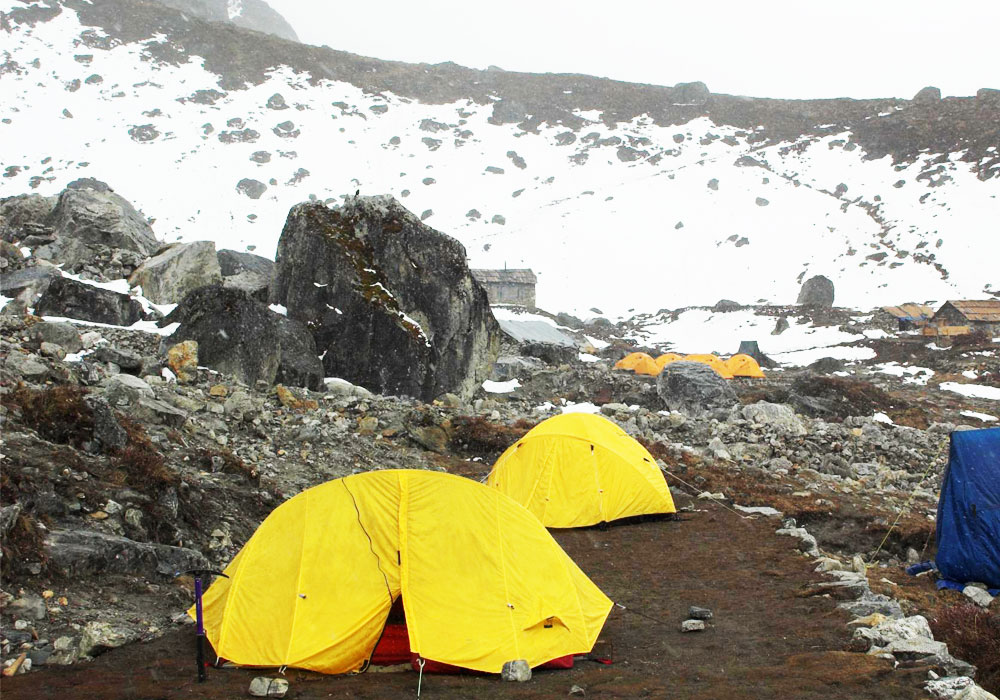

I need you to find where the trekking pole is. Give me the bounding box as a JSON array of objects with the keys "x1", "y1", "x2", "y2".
[{"x1": 182, "y1": 569, "x2": 229, "y2": 682}]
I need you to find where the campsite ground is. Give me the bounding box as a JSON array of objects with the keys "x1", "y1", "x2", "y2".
[{"x1": 1, "y1": 491, "x2": 931, "y2": 700}]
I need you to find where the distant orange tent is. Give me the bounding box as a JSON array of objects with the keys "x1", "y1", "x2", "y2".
[
  {"x1": 683, "y1": 354, "x2": 734, "y2": 379},
  {"x1": 726, "y1": 354, "x2": 765, "y2": 378},
  {"x1": 655, "y1": 353, "x2": 683, "y2": 369},
  {"x1": 615, "y1": 352, "x2": 660, "y2": 376}
]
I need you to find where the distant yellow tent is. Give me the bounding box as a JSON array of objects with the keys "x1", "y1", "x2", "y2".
[
  {"x1": 726, "y1": 353, "x2": 765, "y2": 378},
  {"x1": 655, "y1": 353, "x2": 683, "y2": 369},
  {"x1": 486, "y1": 413, "x2": 676, "y2": 528},
  {"x1": 196, "y1": 470, "x2": 612, "y2": 674},
  {"x1": 614, "y1": 352, "x2": 660, "y2": 376},
  {"x1": 683, "y1": 354, "x2": 734, "y2": 379}
]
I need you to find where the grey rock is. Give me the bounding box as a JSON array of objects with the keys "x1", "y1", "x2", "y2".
[
  {"x1": 500, "y1": 659, "x2": 532, "y2": 682},
  {"x1": 39, "y1": 341, "x2": 66, "y2": 359},
  {"x1": 34, "y1": 179, "x2": 159, "y2": 270},
  {"x1": 656, "y1": 361, "x2": 738, "y2": 416},
  {"x1": 217, "y1": 249, "x2": 274, "y2": 278},
  {"x1": 236, "y1": 178, "x2": 267, "y2": 199},
  {"x1": 46, "y1": 529, "x2": 208, "y2": 578},
  {"x1": 490, "y1": 355, "x2": 544, "y2": 381},
  {"x1": 713, "y1": 299, "x2": 740, "y2": 312},
  {"x1": 0, "y1": 266, "x2": 61, "y2": 303},
  {"x1": 688, "y1": 606, "x2": 713, "y2": 620},
  {"x1": 962, "y1": 585, "x2": 994, "y2": 608},
  {"x1": 222, "y1": 269, "x2": 271, "y2": 302},
  {"x1": 775, "y1": 527, "x2": 820, "y2": 557},
  {"x1": 673, "y1": 81, "x2": 710, "y2": 105},
  {"x1": 0, "y1": 503, "x2": 23, "y2": 538},
  {"x1": 772, "y1": 316, "x2": 789, "y2": 335},
  {"x1": 129, "y1": 241, "x2": 223, "y2": 304},
  {"x1": 84, "y1": 395, "x2": 128, "y2": 452},
  {"x1": 273, "y1": 314, "x2": 325, "y2": 391},
  {"x1": 870, "y1": 615, "x2": 933, "y2": 646},
  {"x1": 104, "y1": 373, "x2": 154, "y2": 404},
  {"x1": 27, "y1": 321, "x2": 83, "y2": 353},
  {"x1": 913, "y1": 86, "x2": 942, "y2": 105},
  {"x1": 162, "y1": 286, "x2": 281, "y2": 386},
  {"x1": 270, "y1": 196, "x2": 501, "y2": 401},
  {"x1": 953, "y1": 685, "x2": 999, "y2": 700},
  {"x1": 249, "y1": 677, "x2": 289, "y2": 697},
  {"x1": 796, "y1": 275, "x2": 835, "y2": 308},
  {"x1": 132, "y1": 396, "x2": 188, "y2": 427},
  {"x1": 741, "y1": 402, "x2": 806, "y2": 435},
  {"x1": 35, "y1": 276, "x2": 143, "y2": 326},
  {"x1": 78, "y1": 621, "x2": 132, "y2": 658},
  {"x1": 1, "y1": 193, "x2": 57, "y2": 240},
  {"x1": 9, "y1": 594, "x2": 47, "y2": 621},
  {"x1": 92, "y1": 344, "x2": 143, "y2": 371},
  {"x1": 4, "y1": 351, "x2": 49, "y2": 379},
  {"x1": 680, "y1": 619, "x2": 706, "y2": 632}
]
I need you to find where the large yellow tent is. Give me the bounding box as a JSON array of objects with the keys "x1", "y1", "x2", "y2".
[
  {"x1": 726, "y1": 353, "x2": 766, "y2": 378},
  {"x1": 196, "y1": 470, "x2": 612, "y2": 674},
  {"x1": 486, "y1": 413, "x2": 676, "y2": 528},
  {"x1": 614, "y1": 352, "x2": 660, "y2": 376},
  {"x1": 683, "y1": 354, "x2": 734, "y2": 379},
  {"x1": 655, "y1": 353, "x2": 683, "y2": 369}
]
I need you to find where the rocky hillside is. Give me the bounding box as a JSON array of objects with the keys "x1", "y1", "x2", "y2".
[{"x1": 2, "y1": 0, "x2": 998, "y2": 315}]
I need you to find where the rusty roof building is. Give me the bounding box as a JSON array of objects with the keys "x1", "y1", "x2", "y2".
[
  {"x1": 471, "y1": 269, "x2": 537, "y2": 308},
  {"x1": 932, "y1": 300, "x2": 1000, "y2": 336},
  {"x1": 881, "y1": 303, "x2": 935, "y2": 330}
]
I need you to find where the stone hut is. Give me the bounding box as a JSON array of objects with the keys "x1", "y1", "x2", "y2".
[
  {"x1": 931, "y1": 300, "x2": 1000, "y2": 336},
  {"x1": 470, "y1": 268, "x2": 537, "y2": 308}
]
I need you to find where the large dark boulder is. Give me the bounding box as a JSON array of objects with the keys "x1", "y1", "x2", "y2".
[
  {"x1": 129, "y1": 240, "x2": 222, "y2": 304},
  {"x1": 218, "y1": 249, "x2": 274, "y2": 302},
  {"x1": 32, "y1": 179, "x2": 159, "y2": 274},
  {"x1": 270, "y1": 196, "x2": 501, "y2": 401},
  {"x1": 796, "y1": 275, "x2": 835, "y2": 308},
  {"x1": 656, "y1": 361, "x2": 738, "y2": 416},
  {"x1": 0, "y1": 194, "x2": 57, "y2": 243},
  {"x1": 912, "y1": 86, "x2": 941, "y2": 105},
  {"x1": 162, "y1": 285, "x2": 322, "y2": 389},
  {"x1": 35, "y1": 276, "x2": 144, "y2": 326},
  {"x1": 673, "y1": 81, "x2": 710, "y2": 106}
]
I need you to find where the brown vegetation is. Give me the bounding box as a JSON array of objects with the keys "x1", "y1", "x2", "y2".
[
  {"x1": 930, "y1": 603, "x2": 1000, "y2": 693},
  {"x1": 7, "y1": 384, "x2": 94, "y2": 448},
  {"x1": 448, "y1": 416, "x2": 535, "y2": 461}
]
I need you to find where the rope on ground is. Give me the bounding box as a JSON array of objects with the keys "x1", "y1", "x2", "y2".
[
  {"x1": 866, "y1": 457, "x2": 940, "y2": 568},
  {"x1": 658, "y1": 466, "x2": 752, "y2": 522}
]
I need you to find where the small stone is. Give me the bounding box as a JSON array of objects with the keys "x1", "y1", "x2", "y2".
[
  {"x1": 501, "y1": 659, "x2": 532, "y2": 682},
  {"x1": 569, "y1": 685, "x2": 586, "y2": 696},
  {"x1": 357, "y1": 416, "x2": 379, "y2": 435},
  {"x1": 53, "y1": 636, "x2": 74, "y2": 651},
  {"x1": 688, "y1": 606, "x2": 713, "y2": 620},
  {"x1": 208, "y1": 384, "x2": 228, "y2": 397},
  {"x1": 39, "y1": 342, "x2": 66, "y2": 359},
  {"x1": 249, "y1": 676, "x2": 289, "y2": 697},
  {"x1": 680, "y1": 619, "x2": 705, "y2": 632},
  {"x1": 814, "y1": 557, "x2": 844, "y2": 572},
  {"x1": 852, "y1": 554, "x2": 867, "y2": 573},
  {"x1": 962, "y1": 585, "x2": 995, "y2": 608}
]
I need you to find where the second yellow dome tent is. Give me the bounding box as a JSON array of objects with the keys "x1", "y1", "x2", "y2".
[{"x1": 486, "y1": 413, "x2": 676, "y2": 528}]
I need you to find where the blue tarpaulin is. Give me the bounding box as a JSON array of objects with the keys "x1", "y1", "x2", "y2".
[{"x1": 935, "y1": 428, "x2": 1000, "y2": 589}]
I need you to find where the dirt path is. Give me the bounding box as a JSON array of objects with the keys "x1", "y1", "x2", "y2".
[{"x1": 2, "y1": 497, "x2": 926, "y2": 699}]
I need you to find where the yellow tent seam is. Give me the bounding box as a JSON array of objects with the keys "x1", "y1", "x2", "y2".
[
  {"x1": 494, "y1": 490, "x2": 521, "y2": 660},
  {"x1": 282, "y1": 488, "x2": 311, "y2": 667},
  {"x1": 398, "y1": 472, "x2": 417, "y2": 652},
  {"x1": 217, "y1": 507, "x2": 261, "y2": 654}
]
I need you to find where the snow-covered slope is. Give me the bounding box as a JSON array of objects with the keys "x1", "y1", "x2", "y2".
[{"x1": 2, "y1": 2, "x2": 998, "y2": 318}]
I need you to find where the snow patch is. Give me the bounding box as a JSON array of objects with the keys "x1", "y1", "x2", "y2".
[{"x1": 483, "y1": 378, "x2": 520, "y2": 393}]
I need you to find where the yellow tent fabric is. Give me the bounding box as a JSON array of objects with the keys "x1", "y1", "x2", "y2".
[
  {"x1": 195, "y1": 470, "x2": 612, "y2": 675},
  {"x1": 726, "y1": 353, "x2": 765, "y2": 378},
  {"x1": 486, "y1": 413, "x2": 676, "y2": 528},
  {"x1": 683, "y1": 353, "x2": 734, "y2": 379},
  {"x1": 655, "y1": 353, "x2": 683, "y2": 369},
  {"x1": 614, "y1": 352, "x2": 660, "y2": 376}
]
